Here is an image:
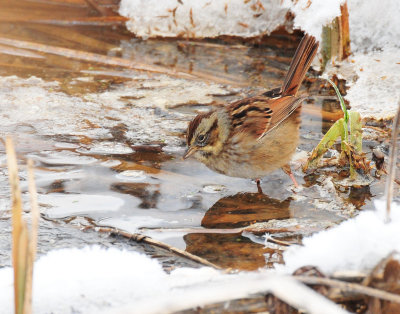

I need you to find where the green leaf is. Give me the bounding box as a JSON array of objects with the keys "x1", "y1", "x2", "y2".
[{"x1": 304, "y1": 118, "x2": 345, "y2": 170}]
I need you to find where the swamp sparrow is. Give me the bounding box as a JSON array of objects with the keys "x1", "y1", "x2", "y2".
[{"x1": 184, "y1": 34, "x2": 319, "y2": 191}]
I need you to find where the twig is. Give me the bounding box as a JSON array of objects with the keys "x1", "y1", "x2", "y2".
[
  {"x1": 385, "y1": 100, "x2": 400, "y2": 222},
  {"x1": 87, "y1": 225, "x2": 222, "y2": 269},
  {"x1": 364, "y1": 125, "x2": 388, "y2": 134},
  {"x1": 294, "y1": 275, "x2": 400, "y2": 304},
  {"x1": 265, "y1": 234, "x2": 293, "y2": 247}
]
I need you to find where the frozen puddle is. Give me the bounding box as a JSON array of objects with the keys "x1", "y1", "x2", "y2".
[{"x1": 0, "y1": 71, "x2": 386, "y2": 270}]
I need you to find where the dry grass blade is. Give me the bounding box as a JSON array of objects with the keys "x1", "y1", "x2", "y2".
[
  {"x1": 0, "y1": 44, "x2": 45, "y2": 59},
  {"x1": 6, "y1": 139, "x2": 38, "y2": 314},
  {"x1": 0, "y1": 37, "x2": 195, "y2": 79},
  {"x1": 385, "y1": 101, "x2": 400, "y2": 222},
  {"x1": 6, "y1": 137, "x2": 27, "y2": 314}
]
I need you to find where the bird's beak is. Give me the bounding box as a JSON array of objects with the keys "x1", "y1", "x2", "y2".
[{"x1": 183, "y1": 146, "x2": 197, "y2": 160}]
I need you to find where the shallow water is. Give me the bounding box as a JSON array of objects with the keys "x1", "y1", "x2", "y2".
[{"x1": 0, "y1": 0, "x2": 391, "y2": 270}]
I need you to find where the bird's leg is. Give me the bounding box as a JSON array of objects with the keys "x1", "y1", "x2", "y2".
[
  {"x1": 282, "y1": 164, "x2": 299, "y2": 188},
  {"x1": 256, "y1": 179, "x2": 263, "y2": 194}
]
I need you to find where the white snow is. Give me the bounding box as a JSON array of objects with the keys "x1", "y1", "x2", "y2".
[
  {"x1": 347, "y1": 0, "x2": 400, "y2": 51},
  {"x1": 281, "y1": 200, "x2": 400, "y2": 274},
  {"x1": 324, "y1": 47, "x2": 400, "y2": 120},
  {"x1": 120, "y1": 0, "x2": 400, "y2": 51},
  {"x1": 338, "y1": 49, "x2": 400, "y2": 120},
  {"x1": 119, "y1": 0, "x2": 290, "y2": 39},
  {"x1": 0, "y1": 246, "x2": 171, "y2": 314},
  {"x1": 0, "y1": 246, "x2": 345, "y2": 314},
  {"x1": 283, "y1": 0, "x2": 345, "y2": 39},
  {"x1": 285, "y1": 0, "x2": 400, "y2": 50}
]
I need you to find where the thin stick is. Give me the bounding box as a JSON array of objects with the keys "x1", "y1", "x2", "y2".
[
  {"x1": 265, "y1": 234, "x2": 293, "y2": 247},
  {"x1": 83, "y1": 225, "x2": 222, "y2": 269},
  {"x1": 385, "y1": 101, "x2": 400, "y2": 222},
  {"x1": 294, "y1": 275, "x2": 400, "y2": 304}
]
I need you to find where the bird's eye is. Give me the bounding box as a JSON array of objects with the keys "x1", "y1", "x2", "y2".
[{"x1": 196, "y1": 134, "x2": 208, "y2": 146}]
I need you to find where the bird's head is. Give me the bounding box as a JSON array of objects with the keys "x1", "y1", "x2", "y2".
[{"x1": 184, "y1": 111, "x2": 227, "y2": 160}]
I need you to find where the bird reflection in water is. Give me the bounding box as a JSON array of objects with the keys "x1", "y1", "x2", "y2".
[{"x1": 184, "y1": 192, "x2": 293, "y2": 270}]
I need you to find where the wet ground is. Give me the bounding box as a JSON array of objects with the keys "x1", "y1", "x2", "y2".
[{"x1": 0, "y1": 0, "x2": 393, "y2": 271}]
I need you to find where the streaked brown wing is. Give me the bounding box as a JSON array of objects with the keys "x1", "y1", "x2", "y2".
[
  {"x1": 261, "y1": 95, "x2": 305, "y2": 138},
  {"x1": 228, "y1": 95, "x2": 304, "y2": 140},
  {"x1": 228, "y1": 96, "x2": 273, "y2": 139}
]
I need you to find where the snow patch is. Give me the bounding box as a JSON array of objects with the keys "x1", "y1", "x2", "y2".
[
  {"x1": 325, "y1": 48, "x2": 400, "y2": 120},
  {"x1": 281, "y1": 200, "x2": 400, "y2": 274},
  {"x1": 348, "y1": 0, "x2": 400, "y2": 51},
  {"x1": 119, "y1": 0, "x2": 290, "y2": 38},
  {"x1": 283, "y1": 0, "x2": 345, "y2": 39},
  {"x1": 0, "y1": 246, "x2": 344, "y2": 314}
]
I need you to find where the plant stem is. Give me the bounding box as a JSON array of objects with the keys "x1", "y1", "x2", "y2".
[{"x1": 327, "y1": 78, "x2": 349, "y2": 143}]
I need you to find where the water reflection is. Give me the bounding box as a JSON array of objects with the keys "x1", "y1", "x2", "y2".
[
  {"x1": 201, "y1": 192, "x2": 292, "y2": 228},
  {"x1": 184, "y1": 192, "x2": 292, "y2": 269},
  {"x1": 185, "y1": 233, "x2": 268, "y2": 270}
]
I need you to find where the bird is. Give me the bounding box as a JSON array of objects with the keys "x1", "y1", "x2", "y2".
[{"x1": 183, "y1": 34, "x2": 319, "y2": 192}]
